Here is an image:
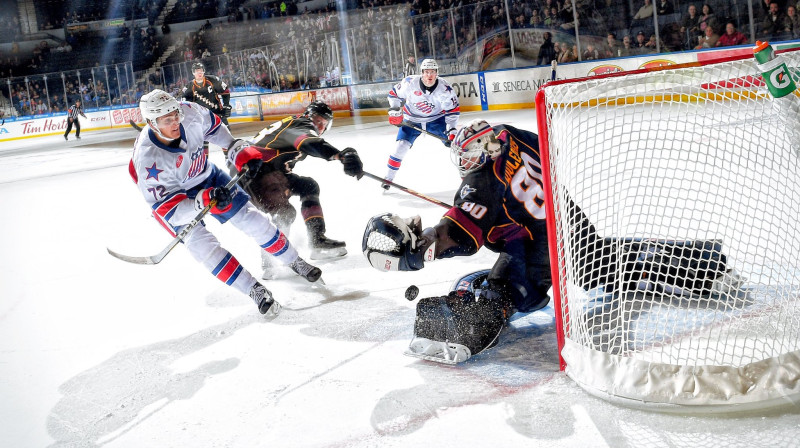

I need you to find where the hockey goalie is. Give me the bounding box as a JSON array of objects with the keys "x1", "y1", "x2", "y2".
[{"x1": 362, "y1": 120, "x2": 743, "y2": 364}]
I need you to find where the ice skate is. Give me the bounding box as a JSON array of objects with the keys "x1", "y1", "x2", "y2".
[
  {"x1": 289, "y1": 257, "x2": 322, "y2": 282},
  {"x1": 249, "y1": 283, "x2": 281, "y2": 317},
  {"x1": 306, "y1": 216, "x2": 347, "y2": 260},
  {"x1": 310, "y1": 235, "x2": 347, "y2": 260}
]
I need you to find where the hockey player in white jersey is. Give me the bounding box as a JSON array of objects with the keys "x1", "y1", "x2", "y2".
[
  {"x1": 383, "y1": 58, "x2": 460, "y2": 189},
  {"x1": 129, "y1": 89, "x2": 322, "y2": 316}
]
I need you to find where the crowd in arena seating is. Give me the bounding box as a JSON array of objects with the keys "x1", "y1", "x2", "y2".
[{"x1": 4, "y1": 0, "x2": 800, "y2": 118}]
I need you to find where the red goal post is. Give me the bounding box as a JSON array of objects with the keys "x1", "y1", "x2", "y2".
[{"x1": 535, "y1": 46, "x2": 800, "y2": 412}]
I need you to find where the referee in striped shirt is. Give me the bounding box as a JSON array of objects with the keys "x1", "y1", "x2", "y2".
[{"x1": 64, "y1": 99, "x2": 87, "y2": 140}]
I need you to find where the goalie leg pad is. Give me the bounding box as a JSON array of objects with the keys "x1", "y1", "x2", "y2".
[{"x1": 406, "y1": 287, "x2": 508, "y2": 364}]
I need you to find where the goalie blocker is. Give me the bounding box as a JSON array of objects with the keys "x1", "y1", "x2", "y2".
[{"x1": 363, "y1": 212, "x2": 742, "y2": 364}]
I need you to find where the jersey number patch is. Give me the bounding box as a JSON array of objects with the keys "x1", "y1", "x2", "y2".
[{"x1": 510, "y1": 153, "x2": 546, "y2": 220}]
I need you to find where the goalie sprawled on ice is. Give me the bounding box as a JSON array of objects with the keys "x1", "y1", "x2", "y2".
[{"x1": 362, "y1": 120, "x2": 743, "y2": 364}]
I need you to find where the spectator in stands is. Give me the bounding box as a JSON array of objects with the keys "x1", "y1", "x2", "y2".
[
  {"x1": 530, "y1": 9, "x2": 542, "y2": 27},
  {"x1": 620, "y1": 35, "x2": 636, "y2": 56},
  {"x1": 657, "y1": 0, "x2": 674, "y2": 15},
  {"x1": 634, "y1": 30, "x2": 648, "y2": 52},
  {"x1": 697, "y1": 4, "x2": 719, "y2": 37},
  {"x1": 536, "y1": 31, "x2": 556, "y2": 66},
  {"x1": 645, "y1": 34, "x2": 659, "y2": 51},
  {"x1": 787, "y1": 5, "x2": 800, "y2": 38},
  {"x1": 558, "y1": 2, "x2": 577, "y2": 30},
  {"x1": 603, "y1": 32, "x2": 621, "y2": 58},
  {"x1": 35, "y1": 99, "x2": 48, "y2": 114},
  {"x1": 558, "y1": 41, "x2": 578, "y2": 63},
  {"x1": 760, "y1": 2, "x2": 790, "y2": 40},
  {"x1": 633, "y1": 0, "x2": 654, "y2": 21},
  {"x1": 680, "y1": 4, "x2": 701, "y2": 48},
  {"x1": 717, "y1": 22, "x2": 748, "y2": 47},
  {"x1": 583, "y1": 43, "x2": 600, "y2": 60},
  {"x1": 695, "y1": 24, "x2": 720, "y2": 49}
]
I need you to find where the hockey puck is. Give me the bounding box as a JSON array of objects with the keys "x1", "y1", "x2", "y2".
[{"x1": 405, "y1": 285, "x2": 419, "y2": 301}]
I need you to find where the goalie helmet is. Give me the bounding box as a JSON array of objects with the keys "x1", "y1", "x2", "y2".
[
  {"x1": 362, "y1": 213, "x2": 425, "y2": 272},
  {"x1": 450, "y1": 119, "x2": 500, "y2": 176},
  {"x1": 140, "y1": 89, "x2": 184, "y2": 138},
  {"x1": 304, "y1": 100, "x2": 333, "y2": 134},
  {"x1": 419, "y1": 58, "x2": 438, "y2": 72}
]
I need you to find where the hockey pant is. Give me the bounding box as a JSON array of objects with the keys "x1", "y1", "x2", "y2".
[
  {"x1": 181, "y1": 202, "x2": 298, "y2": 295},
  {"x1": 490, "y1": 226, "x2": 552, "y2": 313},
  {"x1": 242, "y1": 170, "x2": 328, "y2": 236},
  {"x1": 385, "y1": 116, "x2": 448, "y2": 181},
  {"x1": 64, "y1": 117, "x2": 81, "y2": 138}
]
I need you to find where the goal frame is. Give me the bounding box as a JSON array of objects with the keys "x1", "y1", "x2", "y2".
[{"x1": 534, "y1": 48, "x2": 800, "y2": 412}]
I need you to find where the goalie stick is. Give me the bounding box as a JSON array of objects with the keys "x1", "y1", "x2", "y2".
[
  {"x1": 361, "y1": 170, "x2": 452, "y2": 209},
  {"x1": 107, "y1": 165, "x2": 249, "y2": 265}
]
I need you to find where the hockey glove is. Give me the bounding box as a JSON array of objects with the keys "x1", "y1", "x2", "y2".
[
  {"x1": 227, "y1": 139, "x2": 262, "y2": 179},
  {"x1": 388, "y1": 107, "x2": 403, "y2": 126},
  {"x1": 195, "y1": 187, "x2": 233, "y2": 214},
  {"x1": 222, "y1": 105, "x2": 232, "y2": 117},
  {"x1": 339, "y1": 147, "x2": 363, "y2": 179}
]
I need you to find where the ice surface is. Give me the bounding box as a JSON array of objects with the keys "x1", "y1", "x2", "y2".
[{"x1": 0, "y1": 110, "x2": 798, "y2": 447}]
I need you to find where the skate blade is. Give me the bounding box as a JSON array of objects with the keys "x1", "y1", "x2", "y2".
[
  {"x1": 404, "y1": 338, "x2": 471, "y2": 365},
  {"x1": 310, "y1": 247, "x2": 348, "y2": 260}
]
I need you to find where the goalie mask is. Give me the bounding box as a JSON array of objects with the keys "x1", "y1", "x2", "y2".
[
  {"x1": 140, "y1": 89, "x2": 184, "y2": 140},
  {"x1": 450, "y1": 119, "x2": 500, "y2": 176},
  {"x1": 363, "y1": 213, "x2": 425, "y2": 272}
]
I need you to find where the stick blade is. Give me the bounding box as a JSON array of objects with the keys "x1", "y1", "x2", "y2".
[{"x1": 107, "y1": 247, "x2": 163, "y2": 265}]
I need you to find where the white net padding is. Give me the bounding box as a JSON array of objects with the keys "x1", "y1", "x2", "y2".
[{"x1": 538, "y1": 49, "x2": 800, "y2": 412}]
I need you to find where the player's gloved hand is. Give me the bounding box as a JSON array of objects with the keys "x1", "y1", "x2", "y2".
[
  {"x1": 227, "y1": 139, "x2": 262, "y2": 179},
  {"x1": 388, "y1": 107, "x2": 403, "y2": 126},
  {"x1": 195, "y1": 187, "x2": 233, "y2": 214},
  {"x1": 222, "y1": 105, "x2": 232, "y2": 117},
  {"x1": 339, "y1": 147, "x2": 363, "y2": 179},
  {"x1": 445, "y1": 127, "x2": 457, "y2": 147}
]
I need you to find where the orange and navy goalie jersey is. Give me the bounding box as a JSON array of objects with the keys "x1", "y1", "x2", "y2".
[
  {"x1": 437, "y1": 124, "x2": 547, "y2": 257},
  {"x1": 246, "y1": 114, "x2": 340, "y2": 174}
]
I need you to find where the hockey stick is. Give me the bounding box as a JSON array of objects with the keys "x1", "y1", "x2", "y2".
[
  {"x1": 400, "y1": 121, "x2": 451, "y2": 144},
  {"x1": 129, "y1": 119, "x2": 144, "y2": 132},
  {"x1": 107, "y1": 166, "x2": 249, "y2": 265},
  {"x1": 361, "y1": 171, "x2": 451, "y2": 209}
]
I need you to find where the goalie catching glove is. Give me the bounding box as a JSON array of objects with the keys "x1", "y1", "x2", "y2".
[
  {"x1": 226, "y1": 139, "x2": 262, "y2": 178},
  {"x1": 362, "y1": 213, "x2": 434, "y2": 271},
  {"x1": 195, "y1": 187, "x2": 232, "y2": 214}
]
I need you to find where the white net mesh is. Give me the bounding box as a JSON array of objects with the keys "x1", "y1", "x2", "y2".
[{"x1": 539, "y1": 49, "x2": 800, "y2": 410}]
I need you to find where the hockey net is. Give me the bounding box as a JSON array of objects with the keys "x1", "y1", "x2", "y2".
[{"x1": 536, "y1": 47, "x2": 800, "y2": 412}]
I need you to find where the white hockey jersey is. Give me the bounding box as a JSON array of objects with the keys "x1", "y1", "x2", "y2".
[
  {"x1": 388, "y1": 75, "x2": 460, "y2": 128},
  {"x1": 129, "y1": 101, "x2": 233, "y2": 234}
]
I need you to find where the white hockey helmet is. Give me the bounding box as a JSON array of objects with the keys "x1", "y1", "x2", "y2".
[
  {"x1": 420, "y1": 58, "x2": 438, "y2": 72},
  {"x1": 140, "y1": 89, "x2": 184, "y2": 137},
  {"x1": 450, "y1": 119, "x2": 500, "y2": 176}
]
